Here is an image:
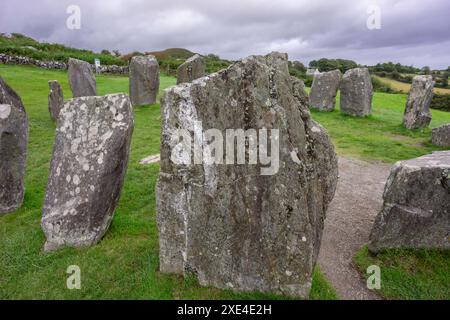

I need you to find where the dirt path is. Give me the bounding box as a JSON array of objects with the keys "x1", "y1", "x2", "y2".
[{"x1": 318, "y1": 156, "x2": 392, "y2": 300}]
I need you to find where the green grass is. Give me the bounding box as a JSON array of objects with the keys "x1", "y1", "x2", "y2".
[
  {"x1": 0, "y1": 64, "x2": 336, "y2": 300},
  {"x1": 310, "y1": 92, "x2": 450, "y2": 163},
  {"x1": 354, "y1": 246, "x2": 450, "y2": 300}
]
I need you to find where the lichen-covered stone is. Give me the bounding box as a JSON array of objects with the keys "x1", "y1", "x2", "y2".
[
  {"x1": 340, "y1": 68, "x2": 372, "y2": 116},
  {"x1": 432, "y1": 123, "x2": 450, "y2": 147},
  {"x1": 48, "y1": 80, "x2": 64, "y2": 121},
  {"x1": 403, "y1": 75, "x2": 434, "y2": 129},
  {"x1": 129, "y1": 55, "x2": 160, "y2": 106},
  {"x1": 176, "y1": 54, "x2": 206, "y2": 84},
  {"x1": 0, "y1": 76, "x2": 28, "y2": 214},
  {"x1": 369, "y1": 151, "x2": 450, "y2": 253},
  {"x1": 309, "y1": 70, "x2": 341, "y2": 111},
  {"x1": 41, "y1": 94, "x2": 134, "y2": 251},
  {"x1": 68, "y1": 58, "x2": 96, "y2": 98},
  {"x1": 157, "y1": 52, "x2": 338, "y2": 298}
]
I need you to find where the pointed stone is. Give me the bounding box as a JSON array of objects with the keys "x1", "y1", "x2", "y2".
[
  {"x1": 0, "y1": 76, "x2": 28, "y2": 214},
  {"x1": 403, "y1": 75, "x2": 434, "y2": 129},
  {"x1": 41, "y1": 93, "x2": 134, "y2": 251},
  {"x1": 129, "y1": 55, "x2": 160, "y2": 106},
  {"x1": 48, "y1": 80, "x2": 64, "y2": 121},
  {"x1": 68, "y1": 58, "x2": 96, "y2": 98},
  {"x1": 176, "y1": 54, "x2": 206, "y2": 84}
]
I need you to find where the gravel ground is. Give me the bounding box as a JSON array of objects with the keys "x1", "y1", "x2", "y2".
[{"x1": 318, "y1": 156, "x2": 392, "y2": 300}]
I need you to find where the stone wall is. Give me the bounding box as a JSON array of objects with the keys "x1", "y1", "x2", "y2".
[{"x1": 0, "y1": 53, "x2": 128, "y2": 75}]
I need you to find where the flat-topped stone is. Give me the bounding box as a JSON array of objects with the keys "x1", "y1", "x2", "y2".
[
  {"x1": 369, "y1": 151, "x2": 450, "y2": 253},
  {"x1": 129, "y1": 55, "x2": 160, "y2": 106},
  {"x1": 48, "y1": 80, "x2": 64, "y2": 121},
  {"x1": 309, "y1": 69, "x2": 341, "y2": 111},
  {"x1": 340, "y1": 68, "x2": 372, "y2": 116},
  {"x1": 432, "y1": 124, "x2": 450, "y2": 147}
]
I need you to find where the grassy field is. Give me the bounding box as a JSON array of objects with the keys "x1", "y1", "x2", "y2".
[
  {"x1": 354, "y1": 247, "x2": 450, "y2": 300},
  {"x1": 1, "y1": 64, "x2": 449, "y2": 300},
  {"x1": 0, "y1": 64, "x2": 337, "y2": 300},
  {"x1": 373, "y1": 75, "x2": 450, "y2": 95}
]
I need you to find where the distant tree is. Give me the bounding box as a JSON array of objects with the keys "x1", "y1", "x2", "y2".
[
  {"x1": 391, "y1": 70, "x2": 400, "y2": 80},
  {"x1": 422, "y1": 66, "x2": 431, "y2": 75},
  {"x1": 101, "y1": 49, "x2": 111, "y2": 55},
  {"x1": 309, "y1": 58, "x2": 357, "y2": 73},
  {"x1": 206, "y1": 54, "x2": 220, "y2": 61},
  {"x1": 112, "y1": 50, "x2": 121, "y2": 57}
]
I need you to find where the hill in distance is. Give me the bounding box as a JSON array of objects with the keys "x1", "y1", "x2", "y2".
[{"x1": 146, "y1": 48, "x2": 196, "y2": 60}]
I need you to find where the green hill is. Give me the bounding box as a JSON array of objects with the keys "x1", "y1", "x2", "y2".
[{"x1": 147, "y1": 48, "x2": 196, "y2": 60}]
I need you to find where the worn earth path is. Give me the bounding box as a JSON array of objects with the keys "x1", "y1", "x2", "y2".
[{"x1": 318, "y1": 156, "x2": 392, "y2": 300}]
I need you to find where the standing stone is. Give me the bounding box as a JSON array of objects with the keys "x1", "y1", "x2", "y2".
[
  {"x1": 309, "y1": 70, "x2": 341, "y2": 111},
  {"x1": 129, "y1": 55, "x2": 160, "y2": 106},
  {"x1": 432, "y1": 124, "x2": 450, "y2": 147},
  {"x1": 0, "y1": 77, "x2": 28, "y2": 214},
  {"x1": 340, "y1": 68, "x2": 373, "y2": 116},
  {"x1": 176, "y1": 54, "x2": 206, "y2": 84},
  {"x1": 403, "y1": 75, "x2": 434, "y2": 129},
  {"x1": 68, "y1": 58, "x2": 96, "y2": 98},
  {"x1": 369, "y1": 151, "x2": 450, "y2": 253},
  {"x1": 157, "y1": 52, "x2": 338, "y2": 298},
  {"x1": 48, "y1": 80, "x2": 64, "y2": 121},
  {"x1": 290, "y1": 76, "x2": 309, "y2": 107},
  {"x1": 41, "y1": 93, "x2": 134, "y2": 251}
]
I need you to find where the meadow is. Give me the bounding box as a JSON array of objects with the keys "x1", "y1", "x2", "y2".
[{"x1": 0, "y1": 64, "x2": 449, "y2": 299}]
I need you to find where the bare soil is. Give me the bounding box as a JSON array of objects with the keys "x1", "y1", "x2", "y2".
[{"x1": 318, "y1": 156, "x2": 392, "y2": 300}]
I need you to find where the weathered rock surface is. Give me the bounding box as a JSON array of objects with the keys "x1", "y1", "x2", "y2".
[
  {"x1": 68, "y1": 58, "x2": 96, "y2": 98},
  {"x1": 432, "y1": 124, "x2": 450, "y2": 147},
  {"x1": 41, "y1": 93, "x2": 134, "y2": 251},
  {"x1": 403, "y1": 75, "x2": 434, "y2": 129},
  {"x1": 340, "y1": 68, "x2": 372, "y2": 116},
  {"x1": 0, "y1": 77, "x2": 28, "y2": 214},
  {"x1": 290, "y1": 76, "x2": 309, "y2": 107},
  {"x1": 310, "y1": 70, "x2": 341, "y2": 111},
  {"x1": 129, "y1": 55, "x2": 160, "y2": 106},
  {"x1": 157, "y1": 52, "x2": 338, "y2": 298},
  {"x1": 369, "y1": 151, "x2": 450, "y2": 253},
  {"x1": 48, "y1": 80, "x2": 64, "y2": 121},
  {"x1": 176, "y1": 54, "x2": 206, "y2": 84}
]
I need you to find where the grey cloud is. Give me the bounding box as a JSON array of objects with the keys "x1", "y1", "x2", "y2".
[{"x1": 0, "y1": 0, "x2": 449, "y2": 68}]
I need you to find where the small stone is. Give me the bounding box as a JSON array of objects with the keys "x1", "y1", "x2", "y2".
[
  {"x1": 176, "y1": 54, "x2": 206, "y2": 84},
  {"x1": 0, "y1": 76, "x2": 28, "y2": 214},
  {"x1": 68, "y1": 58, "x2": 96, "y2": 98},
  {"x1": 48, "y1": 80, "x2": 64, "y2": 121},
  {"x1": 432, "y1": 123, "x2": 450, "y2": 147},
  {"x1": 403, "y1": 75, "x2": 434, "y2": 129}
]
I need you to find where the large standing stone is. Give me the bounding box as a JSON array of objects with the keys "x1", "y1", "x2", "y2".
[
  {"x1": 176, "y1": 54, "x2": 206, "y2": 84},
  {"x1": 68, "y1": 58, "x2": 96, "y2": 98},
  {"x1": 129, "y1": 55, "x2": 160, "y2": 106},
  {"x1": 41, "y1": 93, "x2": 134, "y2": 251},
  {"x1": 403, "y1": 75, "x2": 434, "y2": 129},
  {"x1": 369, "y1": 151, "x2": 450, "y2": 253},
  {"x1": 0, "y1": 77, "x2": 28, "y2": 214},
  {"x1": 157, "y1": 52, "x2": 338, "y2": 298},
  {"x1": 48, "y1": 80, "x2": 64, "y2": 121},
  {"x1": 340, "y1": 68, "x2": 372, "y2": 116},
  {"x1": 309, "y1": 70, "x2": 341, "y2": 111},
  {"x1": 432, "y1": 124, "x2": 450, "y2": 147}
]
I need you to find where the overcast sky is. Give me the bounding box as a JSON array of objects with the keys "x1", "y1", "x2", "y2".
[{"x1": 1, "y1": 0, "x2": 449, "y2": 69}]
